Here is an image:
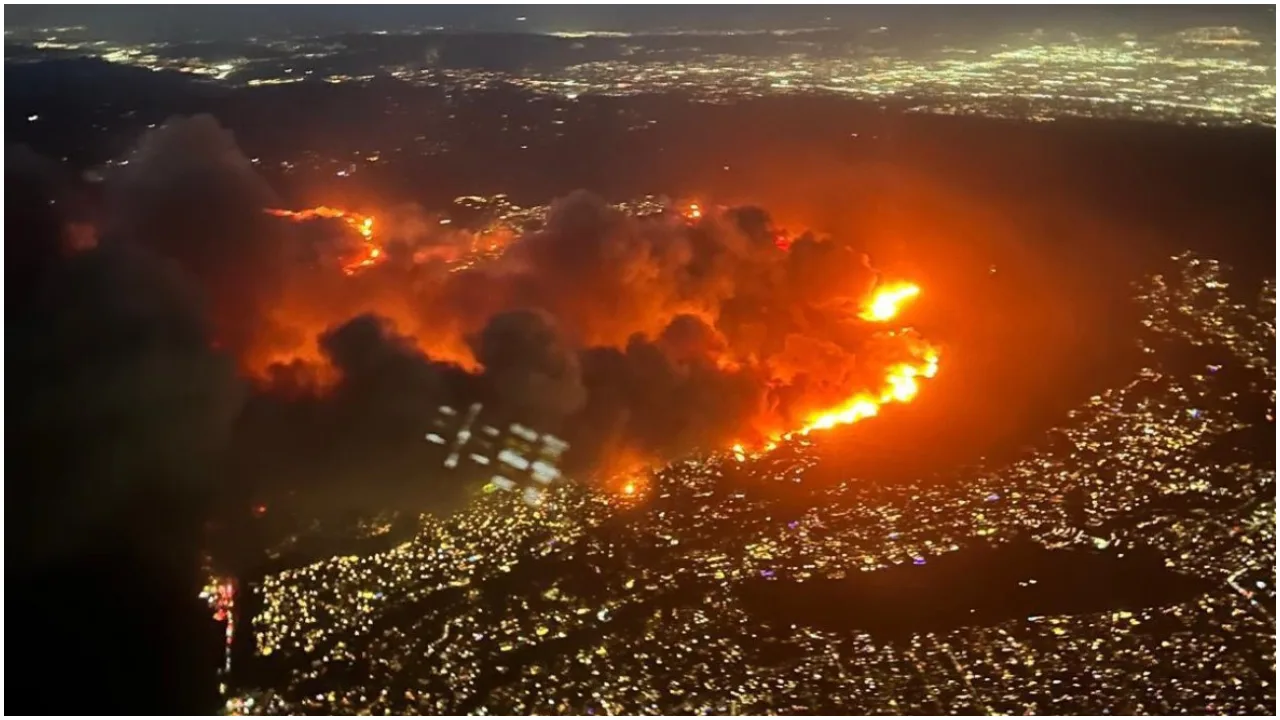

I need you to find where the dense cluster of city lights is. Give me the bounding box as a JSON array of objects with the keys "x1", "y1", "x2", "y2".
[{"x1": 221, "y1": 251, "x2": 1274, "y2": 715}]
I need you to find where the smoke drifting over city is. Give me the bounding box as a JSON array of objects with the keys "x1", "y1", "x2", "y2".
[
  {"x1": 6, "y1": 137, "x2": 243, "y2": 561},
  {"x1": 13, "y1": 115, "x2": 940, "y2": 513},
  {"x1": 7, "y1": 2, "x2": 1276, "y2": 710}
]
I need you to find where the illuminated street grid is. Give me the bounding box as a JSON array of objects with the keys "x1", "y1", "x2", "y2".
[
  {"x1": 227, "y1": 251, "x2": 1275, "y2": 715},
  {"x1": 12, "y1": 27, "x2": 1275, "y2": 126}
]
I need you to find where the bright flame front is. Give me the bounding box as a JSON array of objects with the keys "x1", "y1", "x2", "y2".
[
  {"x1": 265, "y1": 206, "x2": 385, "y2": 275},
  {"x1": 859, "y1": 282, "x2": 920, "y2": 322},
  {"x1": 797, "y1": 282, "x2": 937, "y2": 435}
]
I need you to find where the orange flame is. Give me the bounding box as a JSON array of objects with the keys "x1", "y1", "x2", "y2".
[
  {"x1": 265, "y1": 206, "x2": 385, "y2": 275},
  {"x1": 261, "y1": 202, "x2": 939, "y2": 480},
  {"x1": 796, "y1": 282, "x2": 936, "y2": 435},
  {"x1": 611, "y1": 473, "x2": 650, "y2": 503},
  {"x1": 858, "y1": 282, "x2": 920, "y2": 322},
  {"x1": 797, "y1": 349, "x2": 938, "y2": 434},
  {"x1": 735, "y1": 281, "x2": 939, "y2": 451}
]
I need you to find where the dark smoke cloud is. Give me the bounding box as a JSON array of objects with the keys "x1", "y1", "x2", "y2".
[
  {"x1": 7, "y1": 143, "x2": 243, "y2": 566},
  {"x1": 220, "y1": 185, "x2": 888, "y2": 508},
  {"x1": 471, "y1": 309, "x2": 588, "y2": 425},
  {"x1": 106, "y1": 114, "x2": 289, "y2": 360},
  {"x1": 19, "y1": 103, "x2": 1179, "y2": 711},
  {"x1": 232, "y1": 315, "x2": 476, "y2": 518},
  {"x1": 15, "y1": 115, "x2": 910, "y2": 525},
  {"x1": 475, "y1": 190, "x2": 719, "y2": 348},
  {"x1": 7, "y1": 143, "x2": 243, "y2": 714},
  {"x1": 568, "y1": 326, "x2": 769, "y2": 467},
  {"x1": 658, "y1": 313, "x2": 730, "y2": 365}
]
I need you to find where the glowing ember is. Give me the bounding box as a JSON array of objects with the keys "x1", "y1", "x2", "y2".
[
  {"x1": 859, "y1": 282, "x2": 921, "y2": 322},
  {"x1": 677, "y1": 202, "x2": 705, "y2": 223},
  {"x1": 613, "y1": 474, "x2": 651, "y2": 501},
  {"x1": 265, "y1": 206, "x2": 385, "y2": 275}
]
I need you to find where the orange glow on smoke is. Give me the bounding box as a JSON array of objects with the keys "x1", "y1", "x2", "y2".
[
  {"x1": 265, "y1": 206, "x2": 386, "y2": 275},
  {"x1": 256, "y1": 200, "x2": 939, "y2": 479}
]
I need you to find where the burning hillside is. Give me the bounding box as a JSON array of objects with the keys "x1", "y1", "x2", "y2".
[
  {"x1": 264, "y1": 207, "x2": 383, "y2": 276},
  {"x1": 254, "y1": 196, "x2": 940, "y2": 468},
  {"x1": 33, "y1": 115, "x2": 944, "y2": 505}
]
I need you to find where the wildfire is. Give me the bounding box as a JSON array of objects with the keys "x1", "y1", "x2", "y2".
[
  {"x1": 256, "y1": 198, "x2": 939, "y2": 494},
  {"x1": 797, "y1": 351, "x2": 939, "y2": 434},
  {"x1": 859, "y1": 282, "x2": 920, "y2": 322},
  {"x1": 612, "y1": 474, "x2": 650, "y2": 503},
  {"x1": 264, "y1": 206, "x2": 385, "y2": 275},
  {"x1": 735, "y1": 281, "x2": 940, "y2": 452},
  {"x1": 797, "y1": 282, "x2": 937, "y2": 434}
]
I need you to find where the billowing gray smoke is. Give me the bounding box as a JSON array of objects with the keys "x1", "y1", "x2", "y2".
[
  {"x1": 14, "y1": 115, "x2": 910, "y2": 523},
  {"x1": 7, "y1": 131, "x2": 251, "y2": 716},
  {"x1": 7, "y1": 140, "x2": 243, "y2": 566},
  {"x1": 107, "y1": 114, "x2": 288, "y2": 360},
  {"x1": 471, "y1": 309, "x2": 589, "y2": 424}
]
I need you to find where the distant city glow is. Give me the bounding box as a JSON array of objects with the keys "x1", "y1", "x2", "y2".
[{"x1": 9, "y1": 25, "x2": 1274, "y2": 126}]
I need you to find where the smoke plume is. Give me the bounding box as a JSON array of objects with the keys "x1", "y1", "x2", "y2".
[
  {"x1": 7, "y1": 139, "x2": 244, "y2": 564},
  {"x1": 14, "y1": 115, "x2": 938, "y2": 518}
]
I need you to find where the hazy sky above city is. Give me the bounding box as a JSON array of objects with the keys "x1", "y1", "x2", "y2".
[{"x1": 6, "y1": 4, "x2": 1275, "y2": 41}]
